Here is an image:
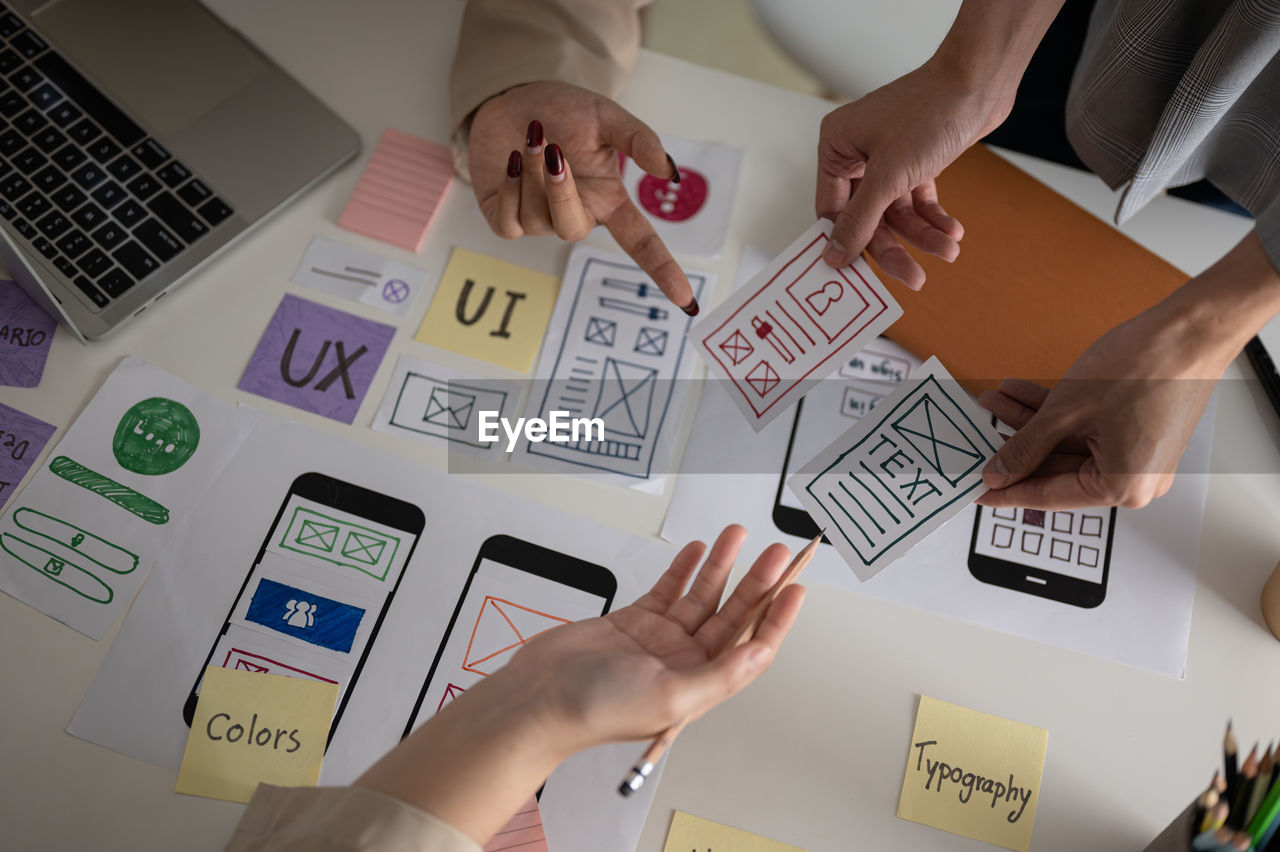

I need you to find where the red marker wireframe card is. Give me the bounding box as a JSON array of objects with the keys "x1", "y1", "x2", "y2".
[{"x1": 691, "y1": 220, "x2": 902, "y2": 430}]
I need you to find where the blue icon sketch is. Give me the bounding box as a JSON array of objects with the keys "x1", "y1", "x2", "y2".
[
  {"x1": 584, "y1": 316, "x2": 617, "y2": 346},
  {"x1": 633, "y1": 326, "x2": 668, "y2": 357},
  {"x1": 245, "y1": 577, "x2": 365, "y2": 653}
]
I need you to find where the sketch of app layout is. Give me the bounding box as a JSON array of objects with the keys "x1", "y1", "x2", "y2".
[
  {"x1": 371, "y1": 355, "x2": 522, "y2": 455},
  {"x1": 514, "y1": 245, "x2": 710, "y2": 480},
  {"x1": 188, "y1": 476, "x2": 425, "y2": 739},
  {"x1": 788, "y1": 357, "x2": 999, "y2": 581},
  {"x1": 692, "y1": 219, "x2": 902, "y2": 431}
]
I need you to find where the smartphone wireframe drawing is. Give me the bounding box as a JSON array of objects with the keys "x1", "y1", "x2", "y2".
[
  {"x1": 183, "y1": 472, "x2": 425, "y2": 748},
  {"x1": 403, "y1": 534, "x2": 616, "y2": 738},
  {"x1": 967, "y1": 505, "x2": 1116, "y2": 608},
  {"x1": 773, "y1": 339, "x2": 919, "y2": 539}
]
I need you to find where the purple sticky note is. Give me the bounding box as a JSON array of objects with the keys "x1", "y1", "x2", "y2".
[
  {"x1": 0, "y1": 402, "x2": 57, "y2": 510},
  {"x1": 0, "y1": 280, "x2": 57, "y2": 387},
  {"x1": 238, "y1": 294, "x2": 395, "y2": 424}
]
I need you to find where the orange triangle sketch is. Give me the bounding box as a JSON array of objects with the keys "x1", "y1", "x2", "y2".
[{"x1": 462, "y1": 596, "x2": 571, "y2": 676}]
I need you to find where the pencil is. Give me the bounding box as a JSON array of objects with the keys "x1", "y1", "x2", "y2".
[
  {"x1": 1194, "y1": 781, "x2": 1220, "y2": 839},
  {"x1": 1228, "y1": 743, "x2": 1260, "y2": 829},
  {"x1": 1225, "y1": 721, "x2": 1240, "y2": 800},
  {"x1": 1249, "y1": 744, "x2": 1276, "y2": 826},
  {"x1": 1203, "y1": 800, "x2": 1228, "y2": 834},
  {"x1": 1248, "y1": 768, "x2": 1280, "y2": 847},
  {"x1": 617, "y1": 533, "x2": 822, "y2": 797}
]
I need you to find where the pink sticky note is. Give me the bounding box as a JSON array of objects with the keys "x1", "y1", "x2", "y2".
[
  {"x1": 338, "y1": 129, "x2": 454, "y2": 252},
  {"x1": 484, "y1": 796, "x2": 548, "y2": 852}
]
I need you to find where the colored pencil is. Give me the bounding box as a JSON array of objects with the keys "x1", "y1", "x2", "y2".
[
  {"x1": 1225, "y1": 721, "x2": 1240, "y2": 800},
  {"x1": 1228, "y1": 744, "x2": 1260, "y2": 829},
  {"x1": 1194, "y1": 781, "x2": 1220, "y2": 839},
  {"x1": 1249, "y1": 744, "x2": 1276, "y2": 826},
  {"x1": 1249, "y1": 773, "x2": 1280, "y2": 848},
  {"x1": 617, "y1": 533, "x2": 822, "y2": 797}
]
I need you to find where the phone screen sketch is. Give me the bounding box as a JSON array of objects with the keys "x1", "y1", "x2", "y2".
[
  {"x1": 403, "y1": 535, "x2": 616, "y2": 737},
  {"x1": 773, "y1": 339, "x2": 920, "y2": 538},
  {"x1": 184, "y1": 473, "x2": 425, "y2": 745},
  {"x1": 968, "y1": 505, "x2": 1116, "y2": 608}
]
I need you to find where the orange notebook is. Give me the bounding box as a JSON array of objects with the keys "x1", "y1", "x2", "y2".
[{"x1": 876, "y1": 145, "x2": 1189, "y2": 394}]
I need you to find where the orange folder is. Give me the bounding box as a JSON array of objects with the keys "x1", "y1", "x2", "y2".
[{"x1": 875, "y1": 145, "x2": 1189, "y2": 394}]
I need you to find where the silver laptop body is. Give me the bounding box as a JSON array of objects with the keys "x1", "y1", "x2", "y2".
[{"x1": 1, "y1": 0, "x2": 359, "y2": 340}]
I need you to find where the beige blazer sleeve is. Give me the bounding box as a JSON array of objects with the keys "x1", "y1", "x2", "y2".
[
  {"x1": 224, "y1": 784, "x2": 480, "y2": 852},
  {"x1": 449, "y1": 0, "x2": 652, "y2": 177}
]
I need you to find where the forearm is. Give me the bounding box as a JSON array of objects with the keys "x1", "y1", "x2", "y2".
[
  {"x1": 449, "y1": 0, "x2": 650, "y2": 165},
  {"x1": 930, "y1": 0, "x2": 1067, "y2": 126},
  {"x1": 354, "y1": 666, "x2": 572, "y2": 846},
  {"x1": 1162, "y1": 231, "x2": 1280, "y2": 370}
]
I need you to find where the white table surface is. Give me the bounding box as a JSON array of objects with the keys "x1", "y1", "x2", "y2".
[{"x1": 3, "y1": 2, "x2": 1278, "y2": 850}]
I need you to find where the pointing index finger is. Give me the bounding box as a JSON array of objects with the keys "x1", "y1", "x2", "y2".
[{"x1": 602, "y1": 199, "x2": 697, "y2": 315}]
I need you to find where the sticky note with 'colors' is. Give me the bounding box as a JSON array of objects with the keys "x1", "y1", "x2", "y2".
[
  {"x1": 897, "y1": 695, "x2": 1048, "y2": 852},
  {"x1": 176, "y1": 666, "x2": 338, "y2": 803},
  {"x1": 338, "y1": 129, "x2": 453, "y2": 252}
]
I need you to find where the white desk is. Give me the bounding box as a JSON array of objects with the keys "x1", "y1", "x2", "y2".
[{"x1": 2, "y1": 2, "x2": 1277, "y2": 850}]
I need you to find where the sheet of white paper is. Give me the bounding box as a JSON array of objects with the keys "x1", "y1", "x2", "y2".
[
  {"x1": 661, "y1": 375, "x2": 1214, "y2": 679},
  {"x1": 616, "y1": 134, "x2": 743, "y2": 258},
  {"x1": 0, "y1": 357, "x2": 257, "y2": 638},
  {"x1": 690, "y1": 219, "x2": 902, "y2": 431},
  {"x1": 510, "y1": 243, "x2": 712, "y2": 488},
  {"x1": 70, "y1": 414, "x2": 673, "y2": 851},
  {"x1": 371, "y1": 354, "x2": 524, "y2": 461},
  {"x1": 291, "y1": 236, "x2": 428, "y2": 316},
  {"x1": 788, "y1": 356, "x2": 1001, "y2": 580}
]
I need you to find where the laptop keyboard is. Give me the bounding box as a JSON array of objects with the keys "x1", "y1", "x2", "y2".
[{"x1": 0, "y1": 4, "x2": 234, "y2": 311}]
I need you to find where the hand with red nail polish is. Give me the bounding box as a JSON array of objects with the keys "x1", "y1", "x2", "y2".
[{"x1": 466, "y1": 81, "x2": 696, "y2": 311}]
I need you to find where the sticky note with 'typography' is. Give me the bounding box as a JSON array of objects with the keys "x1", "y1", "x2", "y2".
[{"x1": 897, "y1": 695, "x2": 1048, "y2": 852}]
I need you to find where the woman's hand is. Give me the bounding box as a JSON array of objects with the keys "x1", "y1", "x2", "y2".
[
  {"x1": 356, "y1": 526, "x2": 804, "y2": 846},
  {"x1": 511, "y1": 524, "x2": 806, "y2": 749},
  {"x1": 468, "y1": 81, "x2": 698, "y2": 313}
]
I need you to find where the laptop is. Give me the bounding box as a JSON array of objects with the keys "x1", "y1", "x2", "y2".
[{"x1": 0, "y1": 0, "x2": 360, "y2": 340}]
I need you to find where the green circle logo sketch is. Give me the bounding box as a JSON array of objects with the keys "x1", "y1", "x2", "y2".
[{"x1": 112, "y1": 397, "x2": 200, "y2": 475}]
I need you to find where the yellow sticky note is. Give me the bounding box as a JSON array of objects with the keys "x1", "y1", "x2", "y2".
[
  {"x1": 415, "y1": 247, "x2": 560, "y2": 372},
  {"x1": 662, "y1": 810, "x2": 805, "y2": 852},
  {"x1": 175, "y1": 666, "x2": 339, "y2": 804},
  {"x1": 897, "y1": 695, "x2": 1048, "y2": 852}
]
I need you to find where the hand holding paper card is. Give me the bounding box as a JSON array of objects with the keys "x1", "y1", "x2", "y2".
[
  {"x1": 691, "y1": 219, "x2": 902, "y2": 430},
  {"x1": 897, "y1": 695, "x2": 1047, "y2": 852},
  {"x1": 176, "y1": 666, "x2": 338, "y2": 804},
  {"x1": 788, "y1": 356, "x2": 1000, "y2": 580}
]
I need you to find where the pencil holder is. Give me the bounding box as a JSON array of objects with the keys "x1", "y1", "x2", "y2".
[
  {"x1": 1141, "y1": 802, "x2": 1197, "y2": 852},
  {"x1": 1261, "y1": 559, "x2": 1280, "y2": 641}
]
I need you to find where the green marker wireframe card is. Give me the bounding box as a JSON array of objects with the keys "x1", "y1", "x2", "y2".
[{"x1": 787, "y1": 356, "x2": 1000, "y2": 581}]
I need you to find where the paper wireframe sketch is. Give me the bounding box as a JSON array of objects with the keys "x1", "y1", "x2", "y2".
[
  {"x1": 787, "y1": 356, "x2": 1000, "y2": 581},
  {"x1": 619, "y1": 134, "x2": 743, "y2": 258},
  {"x1": 691, "y1": 219, "x2": 902, "y2": 431},
  {"x1": 511, "y1": 243, "x2": 711, "y2": 482},
  {"x1": 292, "y1": 236, "x2": 429, "y2": 317},
  {"x1": 372, "y1": 355, "x2": 523, "y2": 457},
  {"x1": 0, "y1": 357, "x2": 258, "y2": 638}
]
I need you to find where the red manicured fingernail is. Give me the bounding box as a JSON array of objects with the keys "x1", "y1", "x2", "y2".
[
  {"x1": 681, "y1": 297, "x2": 699, "y2": 317},
  {"x1": 544, "y1": 143, "x2": 564, "y2": 177},
  {"x1": 506, "y1": 150, "x2": 521, "y2": 180},
  {"x1": 526, "y1": 120, "x2": 543, "y2": 150},
  {"x1": 666, "y1": 153, "x2": 681, "y2": 184}
]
